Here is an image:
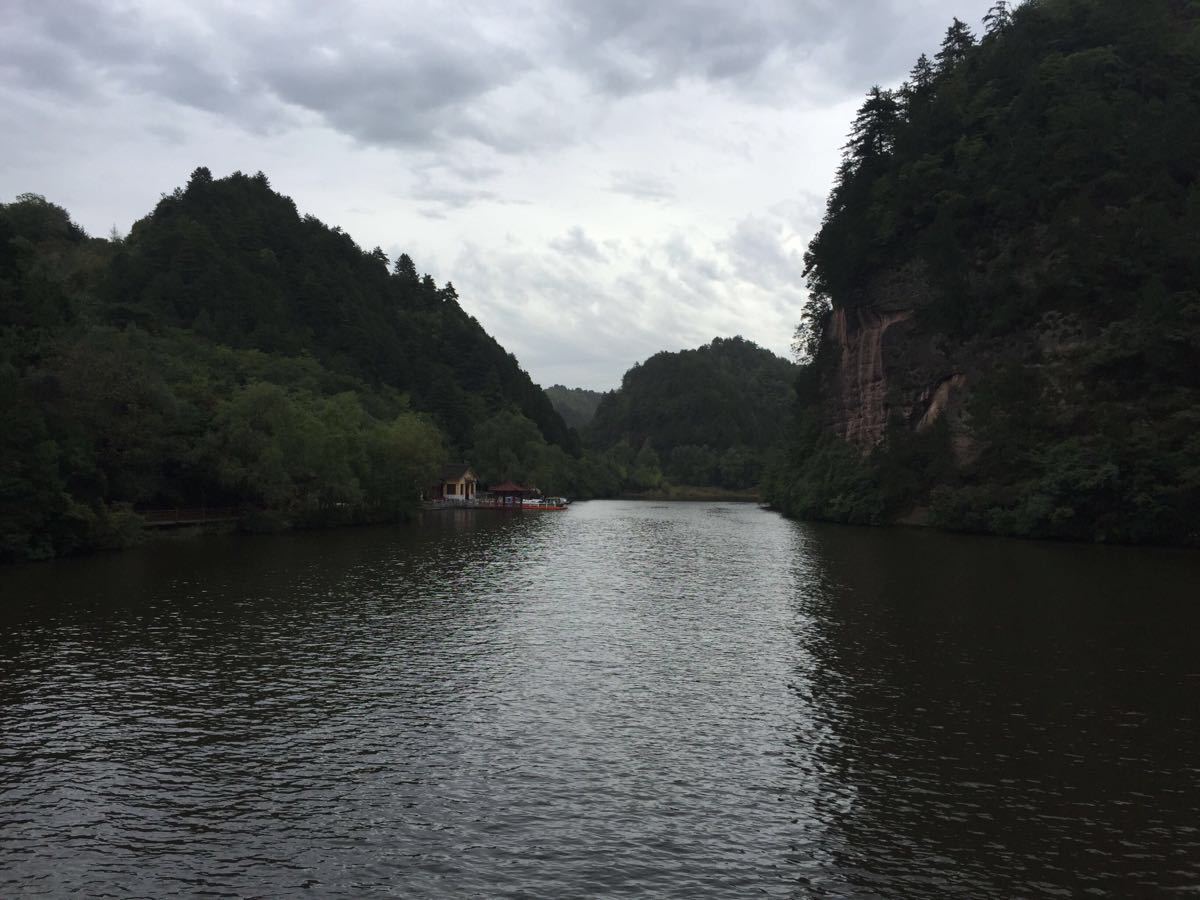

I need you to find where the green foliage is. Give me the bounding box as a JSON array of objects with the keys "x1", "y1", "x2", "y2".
[
  {"x1": 585, "y1": 337, "x2": 796, "y2": 492},
  {"x1": 470, "y1": 409, "x2": 547, "y2": 485},
  {"x1": 200, "y1": 384, "x2": 444, "y2": 526},
  {"x1": 630, "y1": 441, "x2": 664, "y2": 491},
  {"x1": 468, "y1": 408, "x2": 580, "y2": 497},
  {"x1": 103, "y1": 169, "x2": 573, "y2": 453},
  {"x1": 845, "y1": 87, "x2": 902, "y2": 163},
  {"x1": 0, "y1": 173, "x2": 563, "y2": 560},
  {"x1": 935, "y1": 17, "x2": 977, "y2": 73},
  {"x1": 777, "y1": 0, "x2": 1200, "y2": 545},
  {"x1": 668, "y1": 445, "x2": 719, "y2": 486},
  {"x1": 983, "y1": 2, "x2": 1015, "y2": 37},
  {"x1": 765, "y1": 432, "x2": 885, "y2": 526}
]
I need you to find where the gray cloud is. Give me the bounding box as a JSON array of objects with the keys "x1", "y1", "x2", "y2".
[
  {"x1": 258, "y1": 37, "x2": 528, "y2": 147},
  {"x1": 449, "y1": 212, "x2": 812, "y2": 389},
  {"x1": 725, "y1": 215, "x2": 807, "y2": 292},
  {"x1": 1, "y1": 0, "x2": 1002, "y2": 387},
  {"x1": 556, "y1": 0, "x2": 820, "y2": 94},
  {"x1": 4, "y1": 0, "x2": 997, "y2": 155},
  {"x1": 610, "y1": 171, "x2": 676, "y2": 203},
  {"x1": 551, "y1": 226, "x2": 607, "y2": 263},
  {"x1": 552, "y1": 0, "x2": 973, "y2": 102}
]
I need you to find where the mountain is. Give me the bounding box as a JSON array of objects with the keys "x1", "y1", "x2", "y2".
[
  {"x1": 586, "y1": 337, "x2": 796, "y2": 490},
  {"x1": 544, "y1": 385, "x2": 605, "y2": 429},
  {"x1": 0, "y1": 171, "x2": 577, "y2": 561},
  {"x1": 765, "y1": 0, "x2": 1200, "y2": 546},
  {"x1": 107, "y1": 168, "x2": 574, "y2": 453}
]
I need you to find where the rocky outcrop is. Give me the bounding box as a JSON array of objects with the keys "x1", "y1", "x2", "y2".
[
  {"x1": 827, "y1": 305, "x2": 912, "y2": 448},
  {"x1": 915, "y1": 373, "x2": 966, "y2": 432},
  {"x1": 823, "y1": 263, "x2": 972, "y2": 456}
]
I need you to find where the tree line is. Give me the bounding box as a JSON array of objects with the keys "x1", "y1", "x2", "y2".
[
  {"x1": 580, "y1": 337, "x2": 797, "y2": 494},
  {"x1": 1, "y1": 172, "x2": 588, "y2": 560}
]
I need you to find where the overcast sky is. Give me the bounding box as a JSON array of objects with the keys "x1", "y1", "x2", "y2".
[{"x1": 2, "y1": 0, "x2": 1000, "y2": 389}]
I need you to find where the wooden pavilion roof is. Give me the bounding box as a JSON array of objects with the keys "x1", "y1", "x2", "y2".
[{"x1": 488, "y1": 481, "x2": 535, "y2": 494}]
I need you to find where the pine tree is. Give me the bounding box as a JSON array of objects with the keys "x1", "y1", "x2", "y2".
[
  {"x1": 393, "y1": 252, "x2": 418, "y2": 281},
  {"x1": 900, "y1": 54, "x2": 937, "y2": 110},
  {"x1": 187, "y1": 166, "x2": 213, "y2": 190},
  {"x1": 983, "y1": 1, "x2": 1014, "y2": 36},
  {"x1": 935, "y1": 18, "x2": 976, "y2": 72},
  {"x1": 844, "y1": 87, "x2": 901, "y2": 165}
]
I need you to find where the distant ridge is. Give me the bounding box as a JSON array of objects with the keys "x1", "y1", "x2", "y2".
[
  {"x1": 584, "y1": 337, "x2": 796, "y2": 491},
  {"x1": 544, "y1": 385, "x2": 605, "y2": 429}
]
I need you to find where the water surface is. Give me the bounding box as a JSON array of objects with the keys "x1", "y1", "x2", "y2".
[{"x1": 2, "y1": 502, "x2": 1198, "y2": 897}]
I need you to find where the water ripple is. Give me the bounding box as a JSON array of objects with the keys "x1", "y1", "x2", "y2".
[{"x1": 2, "y1": 502, "x2": 1199, "y2": 896}]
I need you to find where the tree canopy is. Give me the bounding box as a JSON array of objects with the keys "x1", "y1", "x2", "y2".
[
  {"x1": 769, "y1": 0, "x2": 1200, "y2": 546},
  {"x1": 585, "y1": 337, "x2": 796, "y2": 491},
  {"x1": 0, "y1": 173, "x2": 578, "y2": 560}
]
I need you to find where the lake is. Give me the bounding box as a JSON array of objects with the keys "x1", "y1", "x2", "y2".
[{"x1": 1, "y1": 501, "x2": 1198, "y2": 897}]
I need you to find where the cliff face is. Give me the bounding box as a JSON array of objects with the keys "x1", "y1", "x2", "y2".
[
  {"x1": 827, "y1": 305, "x2": 911, "y2": 448},
  {"x1": 823, "y1": 265, "x2": 973, "y2": 460}
]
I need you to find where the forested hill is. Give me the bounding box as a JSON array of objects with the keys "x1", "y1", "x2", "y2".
[
  {"x1": 585, "y1": 338, "x2": 796, "y2": 490},
  {"x1": 544, "y1": 385, "x2": 605, "y2": 429},
  {"x1": 0, "y1": 171, "x2": 578, "y2": 561},
  {"x1": 767, "y1": 0, "x2": 1200, "y2": 545},
  {"x1": 109, "y1": 168, "x2": 572, "y2": 452}
]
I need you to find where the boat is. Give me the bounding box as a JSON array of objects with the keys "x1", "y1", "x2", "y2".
[{"x1": 522, "y1": 497, "x2": 569, "y2": 511}]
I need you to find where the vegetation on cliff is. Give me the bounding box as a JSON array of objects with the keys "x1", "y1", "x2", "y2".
[
  {"x1": 585, "y1": 337, "x2": 796, "y2": 493},
  {"x1": 0, "y1": 172, "x2": 580, "y2": 561},
  {"x1": 767, "y1": 0, "x2": 1200, "y2": 545}
]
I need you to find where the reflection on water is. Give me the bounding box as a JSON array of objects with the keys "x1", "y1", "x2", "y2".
[{"x1": 1, "y1": 503, "x2": 1198, "y2": 897}]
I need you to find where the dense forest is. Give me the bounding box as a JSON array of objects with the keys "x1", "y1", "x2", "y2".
[
  {"x1": 0, "y1": 170, "x2": 584, "y2": 561},
  {"x1": 544, "y1": 385, "x2": 605, "y2": 429},
  {"x1": 584, "y1": 338, "x2": 796, "y2": 492},
  {"x1": 765, "y1": 0, "x2": 1200, "y2": 545}
]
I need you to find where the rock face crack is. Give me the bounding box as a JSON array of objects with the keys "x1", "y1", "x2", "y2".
[
  {"x1": 829, "y1": 305, "x2": 913, "y2": 450},
  {"x1": 917, "y1": 373, "x2": 967, "y2": 433},
  {"x1": 821, "y1": 264, "x2": 974, "y2": 461}
]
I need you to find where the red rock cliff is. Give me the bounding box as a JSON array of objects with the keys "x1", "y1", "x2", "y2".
[{"x1": 822, "y1": 265, "x2": 970, "y2": 458}]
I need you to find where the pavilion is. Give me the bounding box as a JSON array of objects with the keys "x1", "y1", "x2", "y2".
[{"x1": 487, "y1": 481, "x2": 537, "y2": 506}]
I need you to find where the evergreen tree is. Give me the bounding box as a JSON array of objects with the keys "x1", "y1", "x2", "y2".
[
  {"x1": 983, "y1": 1, "x2": 1014, "y2": 37},
  {"x1": 188, "y1": 166, "x2": 213, "y2": 189},
  {"x1": 901, "y1": 54, "x2": 937, "y2": 108},
  {"x1": 935, "y1": 18, "x2": 976, "y2": 73},
  {"x1": 845, "y1": 87, "x2": 901, "y2": 165},
  {"x1": 393, "y1": 252, "x2": 418, "y2": 281}
]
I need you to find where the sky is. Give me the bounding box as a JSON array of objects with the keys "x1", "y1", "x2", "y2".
[{"x1": 2, "y1": 0, "x2": 1000, "y2": 390}]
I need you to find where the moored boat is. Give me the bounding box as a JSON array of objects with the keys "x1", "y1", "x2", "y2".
[{"x1": 522, "y1": 497, "x2": 568, "y2": 511}]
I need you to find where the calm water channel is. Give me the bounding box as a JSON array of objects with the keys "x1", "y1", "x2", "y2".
[{"x1": 1, "y1": 501, "x2": 1199, "y2": 897}]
